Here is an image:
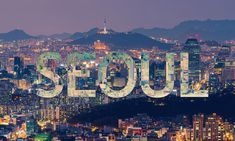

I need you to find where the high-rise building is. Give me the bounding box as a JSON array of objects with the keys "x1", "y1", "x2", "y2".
[
  {"x1": 223, "y1": 122, "x2": 234, "y2": 141},
  {"x1": 13, "y1": 56, "x2": 24, "y2": 79},
  {"x1": 205, "y1": 113, "x2": 223, "y2": 140},
  {"x1": 149, "y1": 61, "x2": 166, "y2": 89},
  {"x1": 217, "y1": 45, "x2": 231, "y2": 61},
  {"x1": 222, "y1": 59, "x2": 235, "y2": 83},
  {"x1": 26, "y1": 120, "x2": 36, "y2": 135},
  {"x1": 193, "y1": 114, "x2": 204, "y2": 141},
  {"x1": 209, "y1": 73, "x2": 220, "y2": 94},
  {"x1": 183, "y1": 39, "x2": 201, "y2": 83}
]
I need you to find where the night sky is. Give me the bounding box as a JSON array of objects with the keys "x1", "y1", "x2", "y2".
[{"x1": 0, "y1": 0, "x2": 235, "y2": 35}]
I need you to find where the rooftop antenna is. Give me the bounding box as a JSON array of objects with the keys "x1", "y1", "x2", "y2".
[{"x1": 103, "y1": 17, "x2": 107, "y2": 34}]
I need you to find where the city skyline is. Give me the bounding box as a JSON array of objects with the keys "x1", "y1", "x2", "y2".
[
  {"x1": 0, "y1": 0, "x2": 235, "y2": 35},
  {"x1": 0, "y1": 1, "x2": 234, "y2": 140}
]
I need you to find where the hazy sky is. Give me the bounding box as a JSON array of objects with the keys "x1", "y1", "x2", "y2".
[{"x1": 0, "y1": 0, "x2": 235, "y2": 35}]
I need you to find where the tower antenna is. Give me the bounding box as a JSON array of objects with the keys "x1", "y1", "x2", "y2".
[{"x1": 103, "y1": 17, "x2": 107, "y2": 34}]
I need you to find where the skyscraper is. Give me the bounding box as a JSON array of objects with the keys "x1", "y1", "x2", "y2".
[
  {"x1": 193, "y1": 114, "x2": 204, "y2": 141},
  {"x1": 183, "y1": 38, "x2": 201, "y2": 83},
  {"x1": 205, "y1": 113, "x2": 223, "y2": 140},
  {"x1": 208, "y1": 73, "x2": 220, "y2": 94},
  {"x1": 222, "y1": 58, "x2": 235, "y2": 83},
  {"x1": 14, "y1": 56, "x2": 24, "y2": 79}
]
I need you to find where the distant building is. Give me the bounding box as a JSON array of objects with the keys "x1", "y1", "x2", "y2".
[
  {"x1": 217, "y1": 45, "x2": 231, "y2": 61},
  {"x1": 12, "y1": 79, "x2": 31, "y2": 90},
  {"x1": 193, "y1": 114, "x2": 204, "y2": 141},
  {"x1": 183, "y1": 38, "x2": 201, "y2": 83},
  {"x1": 222, "y1": 59, "x2": 235, "y2": 82},
  {"x1": 34, "y1": 133, "x2": 51, "y2": 141},
  {"x1": 113, "y1": 77, "x2": 126, "y2": 87},
  {"x1": 13, "y1": 57, "x2": 24, "y2": 79},
  {"x1": 93, "y1": 40, "x2": 110, "y2": 51},
  {"x1": 208, "y1": 73, "x2": 220, "y2": 94},
  {"x1": 205, "y1": 113, "x2": 223, "y2": 140},
  {"x1": 126, "y1": 127, "x2": 143, "y2": 137}
]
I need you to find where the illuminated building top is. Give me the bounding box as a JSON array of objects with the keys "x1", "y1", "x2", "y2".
[{"x1": 93, "y1": 40, "x2": 110, "y2": 51}]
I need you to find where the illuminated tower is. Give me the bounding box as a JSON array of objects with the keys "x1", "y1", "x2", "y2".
[
  {"x1": 104, "y1": 18, "x2": 107, "y2": 34},
  {"x1": 99, "y1": 18, "x2": 109, "y2": 34}
]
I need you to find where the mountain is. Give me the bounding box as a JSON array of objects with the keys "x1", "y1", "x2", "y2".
[
  {"x1": 38, "y1": 32, "x2": 72, "y2": 40},
  {"x1": 70, "y1": 31, "x2": 173, "y2": 50},
  {"x1": 47, "y1": 32, "x2": 71, "y2": 40},
  {"x1": 70, "y1": 32, "x2": 83, "y2": 40},
  {"x1": 0, "y1": 29, "x2": 35, "y2": 41},
  {"x1": 132, "y1": 20, "x2": 235, "y2": 42},
  {"x1": 70, "y1": 28, "x2": 100, "y2": 39}
]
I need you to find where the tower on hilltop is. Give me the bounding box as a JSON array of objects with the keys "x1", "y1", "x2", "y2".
[{"x1": 99, "y1": 18, "x2": 109, "y2": 34}]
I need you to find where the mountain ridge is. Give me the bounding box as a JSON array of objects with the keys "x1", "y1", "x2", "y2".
[
  {"x1": 70, "y1": 31, "x2": 173, "y2": 50},
  {"x1": 1, "y1": 19, "x2": 235, "y2": 42},
  {"x1": 0, "y1": 29, "x2": 35, "y2": 41},
  {"x1": 132, "y1": 19, "x2": 235, "y2": 42}
]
